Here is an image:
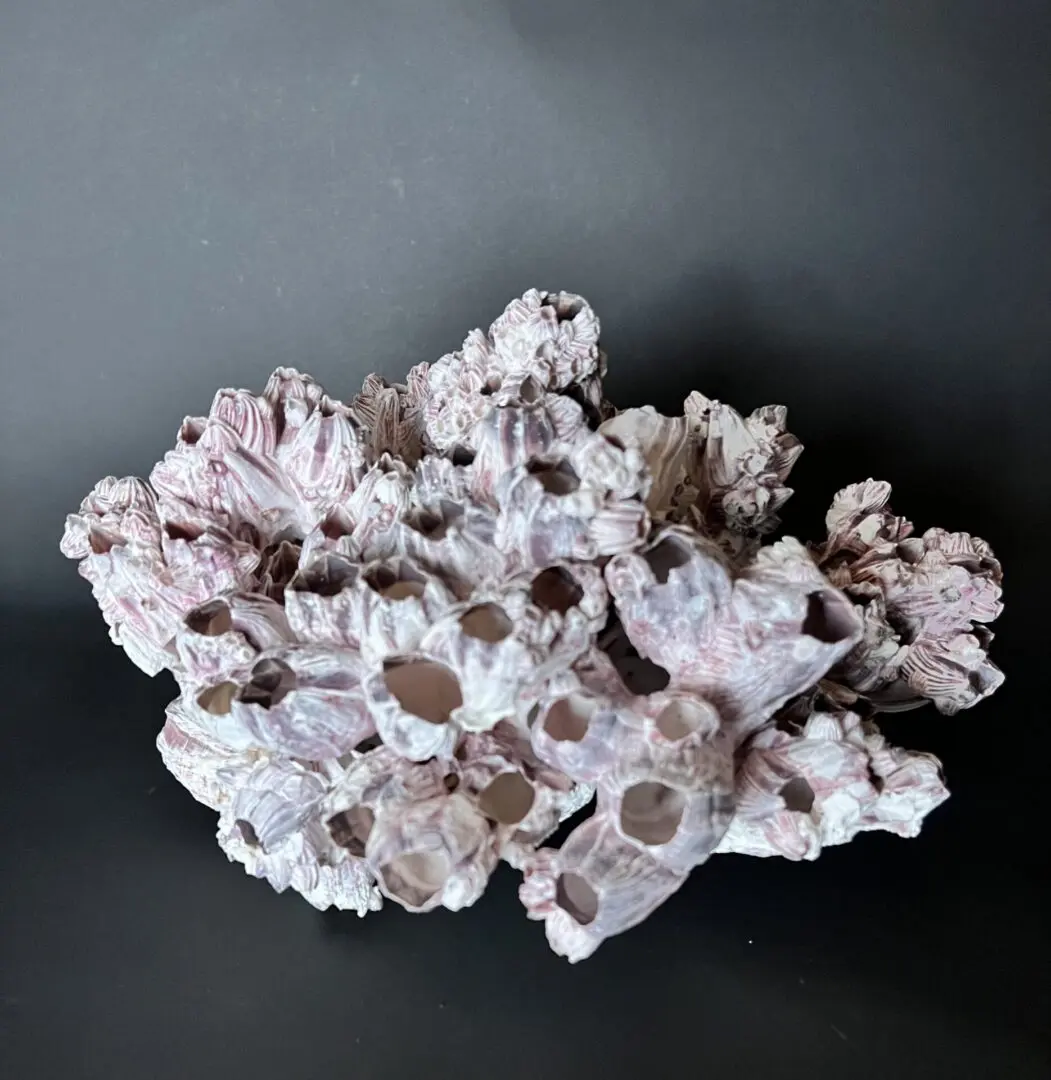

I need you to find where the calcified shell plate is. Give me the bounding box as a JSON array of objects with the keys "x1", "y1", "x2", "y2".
[{"x1": 63, "y1": 290, "x2": 1004, "y2": 961}]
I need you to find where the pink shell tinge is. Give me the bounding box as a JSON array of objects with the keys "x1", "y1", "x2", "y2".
[{"x1": 62, "y1": 290, "x2": 1003, "y2": 962}]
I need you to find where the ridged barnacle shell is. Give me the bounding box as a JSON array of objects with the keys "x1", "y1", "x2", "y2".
[
  {"x1": 417, "y1": 581, "x2": 601, "y2": 730},
  {"x1": 174, "y1": 592, "x2": 294, "y2": 688},
  {"x1": 606, "y1": 532, "x2": 862, "y2": 742},
  {"x1": 814, "y1": 481, "x2": 1004, "y2": 714},
  {"x1": 194, "y1": 644, "x2": 374, "y2": 758},
  {"x1": 518, "y1": 815, "x2": 686, "y2": 963},
  {"x1": 284, "y1": 551, "x2": 456, "y2": 663},
  {"x1": 157, "y1": 695, "x2": 259, "y2": 810},
  {"x1": 398, "y1": 492, "x2": 512, "y2": 596},
  {"x1": 424, "y1": 290, "x2": 603, "y2": 452},
  {"x1": 599, "y1": 406, "x2": 693, "y2": 514},
  {"x1": 494, "y1": 440, "x2": 649, "y2": 567},
  {"x1": 530, "y1": 666, "x2": 628, "y2": 784},
  {"x1": 217, "y1": 758, "x2": 380, "y2": 915},
  {"x1": 299, "y1": 453, "x2": 414, "y2": 565},
  {"x1": 682, "y1": 392, "x2": 803, "y2": 546},
  {"x1": 455, "y1": 726, "x2": 579, "y2": 850},
  {"x1": 466, "y1": 396, "x2": 592, "y2": 496},
  {"x1": 352, "y1": 364, "x2": 430, "y2": 465},
  {"x1": 716, "y1": 707, "x2": 948, "y2": 860},
  {"x1": 61, "y1": 477, "x2": 261, "y2": 675},
  {"x1": 346, "y1": 758, "x2": 499, "y2": 913},
  {"x1": 363, "y1": 654, "x2": 464, "y2": 761},
  {"x1": 595, "y1": 692, "x2": 734, "y2": 872}
]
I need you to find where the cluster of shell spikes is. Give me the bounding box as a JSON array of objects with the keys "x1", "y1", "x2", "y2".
[{"x1": 61, "y1": 290, "x2": 1004, "y2": 962}]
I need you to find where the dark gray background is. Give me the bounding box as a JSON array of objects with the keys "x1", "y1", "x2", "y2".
[{"x1": 1, "y1": 3, "x2": 1048, "y2": 1078}]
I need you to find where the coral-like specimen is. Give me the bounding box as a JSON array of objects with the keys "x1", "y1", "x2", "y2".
[{"x1": 62, "y1": 289, "x2": 1004, "y2": 961}]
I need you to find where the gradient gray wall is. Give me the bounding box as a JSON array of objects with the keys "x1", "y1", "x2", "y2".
[{"x1": 1, "y1": 1, "x2": 1047, "y2": 608}]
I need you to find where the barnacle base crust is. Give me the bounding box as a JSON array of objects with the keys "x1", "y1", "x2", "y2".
[{"x1": 61, "y1": 289, "x2": 1004, "y2": 961}]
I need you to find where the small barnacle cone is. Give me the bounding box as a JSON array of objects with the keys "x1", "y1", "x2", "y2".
[
  {"x1": 175, "y1": 592, "x2": 294, "y2": 688},
  {"x1": 286, "y1": 550, "x2": 456, "y2": 662},
  {"x1": 530, "y1": 668, "x2": 628, "y2": 784},
  {"x1": 366, "y1": 791, "x2": 499, "y2": 913},
  {"x1": 413, "y1": 452, "x2": 477, "y2": 508},
  {"x1": 488, "y1": 290, "x2": 603, "y2": 391},
  {"x1": 716, "y1": 708, "x2": 948, "y2": 860},
  {"x1": 896, "y1": 630, "x2": 1004, "y2": 715},
  {"x1": 319, "y1": 746, "x2": 450, "y2": 860},
  {"x1": 151, "y1": 388, "x2": 306, "y2": 541},
  {"x1": 156, "y1": 695, "x2": 258, "y2": 810},
  {"x1": 256, "y1": 538, "x2": 303, "y2": 602},
  {"x1": 217, "y1": 759, "x2": 380, "y2": 915},
  {"x1": 314, "y1": 453, "x2": 415, "y2": 564},
  {"x1": 423, "y1": 330, "x2": 496, "y2": 452},
  {"x1": 816, "y1": 479, "x2": 914, "y2": 563},
  {"x1": 681, "y1": 392, "x2": 803, "y2": 560},
  {"x1": 352, "y1": 364, "x2": 430, "y2": 466},
  {"x1": 518, "y1": 815, "x2": 687, "y2": 963},
  {"x1": 398, "y1": 495, "x2": 513, "y2": 596},
  {"x1": 279, "y1": 394, "x2": 369, "y2": 513},
  {"x1": 283, "y1": 552, "x2": 362, "y2": 646},
  {"x1": 712, "y1": 540, "x2": 863, "y2": 738},
  {"x1": 526, "y1": 561, "x2": 608, "y2": 631},
  {"x1": 494, "y1": 448, "x2": 649, "y2": 567},
  {"x1": 599, "y1": 406, "x2": 692, "y2": 515},
  {"x1": 60, "y1": 476, "x2": 261, "y2": 676},
  {"x1": 194, "y1": 644, "x2": 374, "y2": 759},
  {"x1": 456, "y1": 726, "x2": 578, "y2": 853},
  {"x1": 363, "y1": 656, "x2": 464, "y2": 761},
  {"x1": 467, "y1": 397, "x2": 591, "y2": 498},
  {"x1": 419, "y1": 598, "x2": 539, "y2": 730},
  {"x1": 357, "y1": 557, "x2": 461, "y2": 664},
  {"x1": 603, "y1": 526, "x2": 734, "y2": 677},
  {"x1": 597, "y1": 692, "x2": 735, "y2": 872},
  {"x1": 424, "y1": 290, "x2": 604, "y2": 453},
  {"x1": 418, "y1": 581, "x2": 598, "y2": 731}
]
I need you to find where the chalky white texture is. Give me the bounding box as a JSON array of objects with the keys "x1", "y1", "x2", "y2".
[{"x1": 61, "y1": 289, "x2": 1003, "y2": 960}]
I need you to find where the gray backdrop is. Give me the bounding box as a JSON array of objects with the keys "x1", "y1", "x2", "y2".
[{"x1": 1, "y1": 4, "x2": 1048, "y2": 1079}]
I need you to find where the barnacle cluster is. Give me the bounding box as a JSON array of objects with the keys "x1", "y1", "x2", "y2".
[{"x1": 62, "y1": 290, "x2": 1003, "y2": 961}]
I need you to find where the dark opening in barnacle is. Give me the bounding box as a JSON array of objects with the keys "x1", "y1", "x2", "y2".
[
  {"x1": 326, "y1": 806, "x2": 375, "y2": 856},
  {"x1": 780, "y1": 776, "x2": 815, "y2": 813},
  {"x1": 383, "y1": 659, "x2": 463, "y2": 723},
  {"x1": 185, "y1": 599, "x2": 233, "y2": 636},
  {"x1": 459, "y1": 603, "x2": 512, "y2": 643},
  {"x1": 292, "y1": 554, "x2": 357, "y2": 597},
  {"x1": 655, "y1": 699, "x2": 708, "y2": 741},
  {"x1": 620, "y1": 782, "x2": 685, "y2": 846},
  {"x1": 556, "y1": 872, "x2": 598, "y2": 926},
  {"x1": 526, "y1": 459, "x2": 580, "y2": 496},
  {"x1": 365, "y1": 561, "x2": 427, "y2": 600},
  {"x1": 240, "y1": 657, "x2": 296, "y2": 709},
  {"x1": 802, "y1": 590, "x2": 857, "y2": 644},
  {"x1": 478, "y1": 772, "x2": 535, "y2": 825},
  {"x1": 644, "y1": 537, "x2": 692, "y2": 585},
  {"x1": 543, "y1": 695, "x2": 596, "y2": 743},
  {"x1": 379, "y1": 852, "x2": 450, "y2": 908},
  {"x1": 531, "y1": 567, "x2": 583, "y2": 614},
  {"x1": 404, "y1": 500, "x2": 463, "y2": 541},
  {"x1": 197, "y1": 681, "x2": 238, "y2": 715}
]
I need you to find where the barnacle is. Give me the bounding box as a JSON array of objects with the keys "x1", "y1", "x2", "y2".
[{"x1": 62, "y1": 290, "x2": 1003, "y2": 961}]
